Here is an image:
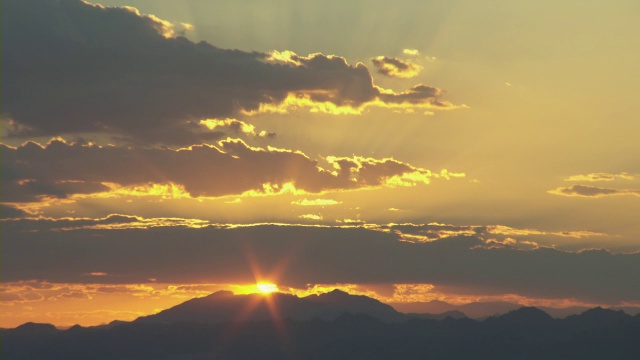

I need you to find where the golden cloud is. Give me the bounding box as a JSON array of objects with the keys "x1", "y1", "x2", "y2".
[
  {"x1": 371, "y1": 56, "x2": 422, "y2": 79},
  {"x1": 2, "y1": 139, "x2": 463, "y2": 206},
  {"x1": 564, "y1": 172, "x2": 635, "y2": 182},
  {"x1": 291, "y1": 199, "x2": 342, "y2": 206}
]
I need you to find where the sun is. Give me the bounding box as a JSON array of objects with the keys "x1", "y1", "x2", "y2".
[{"x1": 256, "y1": 282, "x2": 279, "y2": 294}]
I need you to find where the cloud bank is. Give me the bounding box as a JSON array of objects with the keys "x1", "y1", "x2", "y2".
[
  {"x1": 3, "y1": 0, "x2": 455, "y2": 145},
  {"x1": 2, "y1": 139, "x2": 453, "y2": 203},
  {"x1": 2, "y1": 219, "x2": 638, "y2": 304}
]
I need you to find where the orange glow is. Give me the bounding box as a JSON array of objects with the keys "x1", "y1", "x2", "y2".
[{"x1": 2, "y1": 280, "x2": 637, "y2": 328}]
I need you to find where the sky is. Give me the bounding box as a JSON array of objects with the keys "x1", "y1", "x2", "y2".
[{"x1": 2, "y1": 0, "x2": 640, "y2": 328}]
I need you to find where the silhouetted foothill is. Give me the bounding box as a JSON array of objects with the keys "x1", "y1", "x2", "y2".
[
  {"x1": 488, "y1": 306, "x2": 554, "y2": 325},
  {"x1": 11, "y1": 322, "x2": 58, "y2": 335}
]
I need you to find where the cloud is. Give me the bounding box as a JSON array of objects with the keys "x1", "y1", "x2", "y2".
[
  {"x1": 3, "y1": 0, "x2": 456, "y2": 145},
  {"x1": 199, "y1": 119, "x2": 275, "y2": 139},
  {"x1": 549, "y1": 185, "x2": 640, "y2": 198},
  {"x1": 337, "y1": 218, "x2": 365, "y2": 225},
  {"x1": 402, "y1": 49, "x2": 420, "y2": 56},
  {"x1": 299, "y1": 214, "x2": 323, "y2": 220},
  {"x1": 1, "y1": 138, "x2": 456, "y2": 203},
  {"x1": 2, "y1": 220, "x2": 638, "y2": 304},
  {"x1": 0, "y1": 289, "x2": 45, "y2": 304},
  {"x1": 375, "y1": 223, "x2": 603, "y2": 247},
  {"x1": 85, "y1": 272, "x2": 109, "y2": 277},
  {"x1": 564, "y1": 172, "x2": 635, "y2": 182},
  {"x1": 377, "y1": 84, "x2": 446, "y2": 106},
  {"x1": 291, "y1": 199, "x2": 342, "y2": 206},
  {"x1": 1, "y1": 204, "x2": 29, "y2": 219},
  {"x1": 0, "y1": 280, "x2": 226, "y2": 306},
  {"x1": 371, "y1": 56, "x2": 422, "y2": 78},
  {"x1": 0, "y1": 214, "x2": 210, "y2": 232}
]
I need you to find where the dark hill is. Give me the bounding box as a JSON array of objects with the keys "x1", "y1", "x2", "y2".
[
  {"x1": 565, "y1": 306, "x2": 631, "y2": 330},
  {"x1": 489, "y1": 306, "x2": 554, "y2": 324},
  {"x1": 10, "y1": 322, "x2": 59, "y2": 335},
  {"x1": 135, "y1": 289, "x2": 406, "y2": 324}
]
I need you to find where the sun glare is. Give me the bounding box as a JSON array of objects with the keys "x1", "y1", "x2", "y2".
[{"x1": 256, "y1": 283, "x2": 279, "y2": 294}]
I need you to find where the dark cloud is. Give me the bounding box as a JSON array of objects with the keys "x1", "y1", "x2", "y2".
[
  {"x1": 378, "y1": 223, "x2": 601, "y2": 244},
  {"x1": 2, "y1": 219, "x2": 639, "y2": 304},
  {"x1": 1, "y1": 214, "x2": 208, "y2": 233},
  {"x1": 550, "y1": 185, "x2": 640, "y2": 198},
  {"x1": 1, "y1": 139, "x2": 439, "y2": 202},
  {"x1": 1, "y1": 204, "x2": 29, "y2": 219},
  {"x1": 3, "y1": 0, "x2": 453, "y2": 145},
  {"x1": 2, "y1": 179, "x2": 111, "y2": 203},
  {"x1": 379, "y1": 85, "x2": 443, "y2": 104},
  {"x1": 371, "y1": 56, "x2": 422, "y2": 78}
]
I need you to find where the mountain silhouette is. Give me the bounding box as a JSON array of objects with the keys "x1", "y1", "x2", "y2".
[
  {"x1": 564, "y1": 306, "x2": 632, "y2": 330},
  {"x1": 135, "y1": 289, "x2": 406, "y2": 324},
  {"x1": 9, "y1": 322, "x2": 58, "y2": 335},
  {"x1": 406, "y1": 310, "x2": 467, "y2": 320},
  {"x1": 3, "y1": 291, "x2": 640, "y2": 360},
  {"x1": 391, "y1": 299, "x2": 640, "y2": 319},
  {"x1": 488, "y1": 306, "x2": 554, "y2": 324},
  {"x1": 392, "y1": 299, "x2": 522, "y2": 318}
]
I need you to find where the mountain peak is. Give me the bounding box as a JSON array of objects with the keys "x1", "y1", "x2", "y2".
[
  {"x1": 136, "y1": 289, "x2": 404, "y2": 325},
  {"x1": 316, "y1": 289, "x2": 354, "y2": 300},
  {"x1": 496, "y1": 306, "x2": 553, "y2": 323},
  {"x1": 328, "y1": 289, "x2": 349, "y2": 295},
  {"x1": 12, "y1": 322, "x2": 59, "y2": 334},
  {"x1": 581, "y1": 306, "x2": 628, "y2": 318},
  {"x1": 568, "y1": 306, "x2": 631, "y2": 326},
  {"x1": 204, "y1": 290, "x2": 235, "y2": 298}
]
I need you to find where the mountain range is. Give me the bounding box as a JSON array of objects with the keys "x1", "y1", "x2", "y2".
[
  {"x1": 3, "y1": 290, "x2": 640, "y2": 359},
  {"x1": 391, "y1": 299, "x2": 640, "y2": 319}
]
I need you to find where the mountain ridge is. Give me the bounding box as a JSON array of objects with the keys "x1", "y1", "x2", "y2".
[
  {"x1": 5, "y1": 290, "x2": 636, "y2": 330},
  {"x1": 4, "y1": 291, "x2": 640, "y2": 360},
  {"x1": 134, "y1": 289, "x2": 407, "y2": 324}
]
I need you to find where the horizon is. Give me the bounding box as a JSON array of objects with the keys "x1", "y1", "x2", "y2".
[
  {"x1": 4, "y1": 286, "x2": 640, "y2": 330},
  {"x1": 5, "y1": 287, "x2": 637, "y2": 330},
  {"x1": 2, "y1": 0, "x2": 640, "y2": 330}
]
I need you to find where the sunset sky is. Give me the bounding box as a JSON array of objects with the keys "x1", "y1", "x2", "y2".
[{"x1": 2, "y1": 0, "x2": 640, "y2": 328}]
